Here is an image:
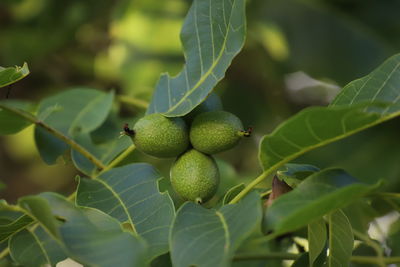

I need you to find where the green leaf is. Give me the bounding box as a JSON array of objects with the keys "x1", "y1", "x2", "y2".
[
  {"x1": 308, "y1": 219, "x2": 327, "y2": 267},
  {"x1": 76, "y1": 163, "x2": 175, "y2": 259},
  {"x1": 0, "y1": 63, "x2": 29, "y2": 88},
  {"x1": 291, "y1": 253, "x2": 309, "y2": 267},
  {"x1": 147, "y1": 0, "x2": 246, "y2": 116},
  {"x1": 342, "y1": 200, "x2": 377, "y2": 233},
  {"x1": 327, "y1": 210, "x2": 353, "y2": 267},
  {"x1": 222, "y1": 183, "x2": 245, "y2": 205},
  {"x1": 0, "y1": 214, "x2": 33, "y2": 242},
  {"x1": 0, "y1": 100, "x2": 35, "y2": 135},
  {"x1": 170, "y1": 192, "x2": 261, "y2": 267},
  {"x1": 331, "y1": 53, "x2": 400, "y2": 114},
  {"x1": 259, "y1": 53, "x2": 400, "y2": 172},
  {"x1": 9, "y1": 227, "x2": 66, "y2": 267},
  {"x1": 71, "y1": 133, "x2": 131, "y2": 175},
  {"x1": 259, "y1": 103, "x2": 392, "y2": 171},
  {"x1": 18, "y1": 196, "x2": 61, "y2": 240},
  {"x1": 263, "y1": 169, "x2": 381, "y2": 235},
  {"x1": 277, "y1": 163, "x2": 320, "y2": 181},
  {"x1": 41, "y1": 192, "x2": 147, "y2": 267},
  {"x1": 34, "y1": 88, "x2": 114, "y2": 164},
  {"x1": 277, "y1": 163, "x2": 320, "y2": 187}
]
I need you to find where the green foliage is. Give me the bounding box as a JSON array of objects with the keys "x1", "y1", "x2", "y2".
[
  {"x1": 147, "y1": 0, "x2": 246, "y2": 116},
  {"x1": 76, "y1": 163, "x2": 175, "y2": 259},
  {"x1": 170, "y1": 192, "x2": 261, "y2": 267},
  {"x1": 327, "y1": 210, "x2": 354, "y2": 266},
  {"x1": 263, "y1": 169, "x2": 381, "y2": 235},
  {"x1": 1, "y1": 0, "x2": 400, "y2": 266}
]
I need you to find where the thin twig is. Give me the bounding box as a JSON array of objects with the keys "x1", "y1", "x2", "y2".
[{"x1": 0, "y1": 104, "x2": 106, "y2": 170}]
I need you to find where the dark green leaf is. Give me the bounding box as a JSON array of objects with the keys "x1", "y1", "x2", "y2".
[
  {"x1": 147, "y1": 0, "x2": 246, "y2": 116},
  {"x1": 264, "y1": 169, "x2": 381, "y2": 235},
  {"x1": 277, "y1": 163, "x2": 320, "y2": 188},
  {"x1": 331, "y1": 53, "x2": 400, "y2": 114},
  {"x1": 34, "y1": 88, "x2": 114, "y2": 164},
  {"x1": 292, "y1": 253, "x2": 309, "y2": 267},
  {"x1": 308, "y1": 219, "x2": 327, "y2": 266},
  {"x1": 327, "y1": 210, "x2": 353, "y2": 267},
  {"x1": 18, "y1": 196, "x2": 61, "y2": 240},
  {"x1": 0, "y1": 63, "x2": 29, "y2": 88},
  {"x1": 0, "y1": 215, "x2": 33, "y2": 242},
  {"x1": 170, "y1": 192, "x2": 261, "y2": 267},
  {"x1": 342, "y1": 200, "x2": 377, "y2": 233},
  {"x1": 71, "y1": 133, "x2": 131, "y2": 175},
  {"x1": 0, "y1": 100, "x2": 35, "y2": 135},
  {"x1": 388, "y1": 219, "x2": 400, "y2": 256},
  {"x1": 277, "y1": 163, "x2": 320, "y2": 181},
  {"x1": 41, "y1": 192, "x2": 147, "y2": 267},
  {"x1": 76, "y1": 163, "x2": 175, "y2": 259}
]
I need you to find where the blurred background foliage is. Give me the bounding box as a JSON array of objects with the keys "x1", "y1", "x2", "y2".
[{"x1": 1, "y1": 0, "x2": 400, "y2": 207}]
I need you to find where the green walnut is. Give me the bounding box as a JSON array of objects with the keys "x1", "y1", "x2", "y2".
[
  {"x1": 170, "y1": 149, "x2": 219, "y2": 203},
  {"x1": 128, "y1": 113, "x2": 189, "y2": 158},
  {"x1": 184, "y1": 92, "x2": 223, "y2": 123},
  {"x1": 190, "y1": 110, "x2": 249, "y2": 154}
]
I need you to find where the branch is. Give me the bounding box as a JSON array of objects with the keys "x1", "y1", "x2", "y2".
[
  {"x1": 0, "y1": 104, "x2": 106, "y2": 170},
  {"x1": 229, "y1": 169, "x2": 275, "y2": 204}
]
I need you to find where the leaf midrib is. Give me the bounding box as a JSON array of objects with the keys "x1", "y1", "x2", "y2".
[{"x1": 166, "y1": 0, "x2": 239, "y2": 114}]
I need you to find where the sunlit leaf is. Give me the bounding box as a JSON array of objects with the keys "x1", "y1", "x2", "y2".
[
  {"x1": 147, "y1": 0, "x2": 246, "y2": 116},
  {"x1": 170, "y1": 192, "x2": 261, "y2": 267},
  {"x1": 327, "y1": 210, "x2": 353, "y2": 266},
  {"x1": 0, "y1": 63, "x2": 29, "y2": 88},
  {"x1": 76, "y1": 163, "x2": 175, "y2": 259},
  {"x1": 263, "y1": 169, "x2": 381, "y2": 235}
]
